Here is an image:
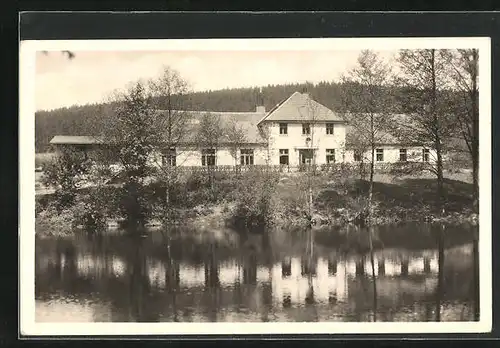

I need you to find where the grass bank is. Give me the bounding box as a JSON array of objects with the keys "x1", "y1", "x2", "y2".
[{"x1": 35, "y1": 168, "x2": 476, "y2": 237}]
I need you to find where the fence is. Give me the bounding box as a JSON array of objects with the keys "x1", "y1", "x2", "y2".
[{"x1": 164, "y1": 162, "x2": 433, "y2": 176}]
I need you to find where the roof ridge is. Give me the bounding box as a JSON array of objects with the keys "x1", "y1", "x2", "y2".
[
  {"x1": 155, "y1": 109, "x2": 265, "y2": 115},
  {"x1": 256, "y1": 91, "x2": 301, "y2": 125}
]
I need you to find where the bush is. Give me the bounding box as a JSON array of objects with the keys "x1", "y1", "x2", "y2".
[
  {"x1": 228, "y1": 171, "x2": 279, "y2": 233},
  {"x1": 41, "y1": 148, "x2": 92, "y2": 211},
  {"x1": 35, "y1": 204, "x2": 74, "y2": 237}
]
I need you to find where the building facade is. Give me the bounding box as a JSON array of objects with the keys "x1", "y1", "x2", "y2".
[{"x1": 49, "y1": 91, "x2": 436, "y2": 168}]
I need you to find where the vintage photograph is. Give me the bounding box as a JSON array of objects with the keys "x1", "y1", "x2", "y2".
[{"x1": 20, "y1": 38, "x2": 491, "y2": 335}]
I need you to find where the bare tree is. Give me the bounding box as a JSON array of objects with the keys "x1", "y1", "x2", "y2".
[
  {"x1": 395, "y1": 49, "x2": 457, "y2": 215},
  {"x1": 197, "y1": 112, "x2": 225, "y2": 199},
  {"x1": 300, "y1": 92, "x2": 320, "y2": 227},
  {"x1": 226, "y1": 118, "x2": 247, "y2": 170},
  {"x1": 445, "y1": 49, "x2": 479, "y2": 212},
  {"x1": 339, "y1": 50, "x2": 394, "y2": 225},
  {"x1": 147, "y1": 66, "x2": 193, "y2": 228}
]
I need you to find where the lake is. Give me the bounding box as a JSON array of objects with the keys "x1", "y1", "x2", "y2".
[{"x1": 35, "y1": 222, "x2": 479, "y2": 323}]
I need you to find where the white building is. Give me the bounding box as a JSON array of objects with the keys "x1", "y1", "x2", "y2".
[{"x1": 49, "y1": 91, "x2": 436, "y2": 168}]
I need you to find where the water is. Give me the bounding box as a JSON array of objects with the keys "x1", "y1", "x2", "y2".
[{"x1": 35, "y1": 223, "x2": 479, "y2": 323}]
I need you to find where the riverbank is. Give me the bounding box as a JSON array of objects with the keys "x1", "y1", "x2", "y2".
[{"x1": 35, "y1": 171, "x2": 477, "y2": 239}]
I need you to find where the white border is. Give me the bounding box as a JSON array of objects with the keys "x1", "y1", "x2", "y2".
[{"x1": 20, "y1": 37, "x2": 492, "y2": 336}]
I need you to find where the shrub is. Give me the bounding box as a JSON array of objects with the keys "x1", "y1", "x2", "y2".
[
  {"x1": 35, "y1": 204, "x2": 74, "y2": 237},
  {"x1": 228, "y1": 170, "x2": 279, "y2": 233},
  {"x1": 41, "y1": 148, "x2": 92, "y2": 211}
]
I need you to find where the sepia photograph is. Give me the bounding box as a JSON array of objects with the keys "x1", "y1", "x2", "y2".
[{"x1": 19, "y1": 37, "x2": 491, "y2": 335}]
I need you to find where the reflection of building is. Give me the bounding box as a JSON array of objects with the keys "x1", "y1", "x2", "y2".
[{"x1": 271, "y1": 257, "x2": 348, "y2": 306}]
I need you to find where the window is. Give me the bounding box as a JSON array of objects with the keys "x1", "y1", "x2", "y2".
[
  {"x1": 302, "y1": 123, "x2": 311, "y2": 135},
  {"x1": 201, "y1": 149, "x2": 216, "y2": 166},
  {"x1": 326, "y1": 149, "x2": 335, "y2": 164},
  {"x1": 326, "y1": 123, "x2": 334, "y2": 135},
  {"x1": 399, "y1": 148, "x2": 407, "y2": 162},
  {"x1": 279, "y1": 123, "x2": 288, "y2": 135},
  {"x1": 279, "y1": 149, "x2": 289, "y2": 165},
  {"x1": 353, "y1": 150, "x2": 362, "y2": 162},
  {"x1": 376, "y1": 148, "x2": 384, "y2": 162},
  {"x1": 162, "y1": 148, "x2": 176, "y2": 167},
  {"x1": 240, "y1": 149, "x2": 254, "y2": 165},
  {"x1": 422, "y1": 148, "x2": 430, "y2": 162}
]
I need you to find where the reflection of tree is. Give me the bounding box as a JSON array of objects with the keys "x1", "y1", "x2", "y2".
[
  {"x1": 261, "y1": 261, "x2": 273, "y2": 322},
  {"x1": 164, "y1": 238, "x2": 180, "y2": 322},
  {"x1": 328, "y1": 257, "x2": 337, "y2": 276},
  {"x1": 401, "y1": 258, "x2": 409, "y2": 277},
  {"x1": 281, "y1": 257, "x2": 292, "y2": 278},
  {"x1": 377, "y1": 258, "x2": 386, "y2": 276},
  {"x1": 243, "y1": 251, "x2": 257, "y2": 285},
  {"x1": 355, "y1": 257, "x2": 365, "y2": 276},
  {"x1": 203, "y1": 243, "x2": 220, "y2": 321},
  {"x1": 423, "y1": 257, "x2": 431, "y2": 274},
  {"x1": 472, "y1": 229, "x2": 479, "y2": 321},
  {"x1": 435, "y1": 225, "x2": 445, "y2": 322},
  {"x1": 128, "y1": 236, "x2": 152, "y2": 322}
]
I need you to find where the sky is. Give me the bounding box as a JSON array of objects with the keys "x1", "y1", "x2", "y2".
[{"x1": 35, "y1": 49, "x2": 398, "y2": 111}]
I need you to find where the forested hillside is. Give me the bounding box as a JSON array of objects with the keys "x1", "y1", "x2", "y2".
[{"x1": 36, "y1": 81, "x2": 399, "y2": 152}]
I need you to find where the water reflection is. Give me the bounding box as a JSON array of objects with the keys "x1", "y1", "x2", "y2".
[{"x1": 35, "y1": 223, "x2": 479, "y2": 323}]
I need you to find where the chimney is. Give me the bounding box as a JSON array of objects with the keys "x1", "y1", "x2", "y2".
[
  {"x1": 301, "y1": 86, "x2": 309, "y2": 98},
  {"x1": 256, "y1": 87, "x2": 265, "y2": 113}
]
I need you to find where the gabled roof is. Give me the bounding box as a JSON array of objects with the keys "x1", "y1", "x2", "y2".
[
  {"x1": 257, "y1": 92, "x2": 344, "y2": 125},
  {"x1": 49, "y1": 135, "x2": 104, "y2": 145}
]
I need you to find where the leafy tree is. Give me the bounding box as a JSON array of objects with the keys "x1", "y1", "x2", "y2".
[{"x1": 41, "y1": 146, "x2": 91, "y2": 211}]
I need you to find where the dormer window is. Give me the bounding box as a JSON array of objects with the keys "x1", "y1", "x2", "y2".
[
  {"x1": 302, "y1": 123, "x2": 311, "y2": 135},
  {"x1": 279, "y1": 123, "x2": 288, "y2": 135}
]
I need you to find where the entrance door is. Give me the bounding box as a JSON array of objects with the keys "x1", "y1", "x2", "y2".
[{"x1": 299, "y1": 149, "x2": 314, "y2": 165}]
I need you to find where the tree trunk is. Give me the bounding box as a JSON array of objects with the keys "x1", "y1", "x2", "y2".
[
  {"x1": 435, "y1": 226, "x2": 445, "y2": 321},
  {"x1": 471, "y1": 51, "x2": 479, "y2": 213},
  {"x1": 435, "y1": 138, "x2": 445, "y2": 215},
  {"x1": 472, "y1": 228, "x2": 480, "y2": 321},
  {"x1": 368, "y1": 117, "x2": 377, "y2": 322},
  {"x1": 430, "y1": 49, "x2": 446, "y2": 216}
]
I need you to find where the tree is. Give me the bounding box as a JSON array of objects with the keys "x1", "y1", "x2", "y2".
[
  {"x1": 41, "y1": 146, "x2": 92, "y2": 211},
  {"x1": 338, "y1": 51, "x2": 394, "y2": 308},
  {"x1": 146, "y1": 67, "x2": 193, "y2": 227},
  {"x1": 339, "y1": 50, "x2": 394, "y2": 224},
  {"x1": 395, "y1": 49, "x2": 457, "y2": 215},
  {"x1": 226, "y1": 118, "x2": 247, "y2": 169},
  {"x1": 95, "y1": 67, "x2": 193, "y2": 230},
  {"x1": 445, "y1": 49, "x2": 479, "y2": 212}
]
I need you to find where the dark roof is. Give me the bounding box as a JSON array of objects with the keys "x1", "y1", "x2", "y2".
[
  {"x1": 257, "y1": 92, "x2": 344, "y2": 125},
  {"x1": 180, "y1": 111, "x2": 267, "y2": 144},
  {"x1": 49, "y1": 109, "x2": 268, "y2": 147}
]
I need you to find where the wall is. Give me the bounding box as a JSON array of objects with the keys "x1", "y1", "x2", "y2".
[
  {"x1": 151, "y1": 146, "x2": 268, "y2": 167},
  {"x1": 265, "y1": 121, "x2": 346, "y2": 166},
  {"x1": 344, "y1": 146, "x2": 437, "y2": 164}
]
